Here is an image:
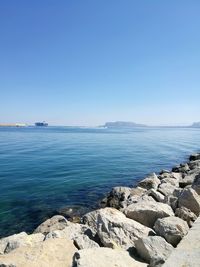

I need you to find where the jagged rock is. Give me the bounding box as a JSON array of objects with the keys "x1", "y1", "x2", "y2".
[
  {"x1": 100, "y1": 186, "x2": 132, "y2": 209},
  {"x1": 175, "y1": 207, "x2": 197, "y2": 227},
  {"x1": 83, "y1": 208, "x2": 154, "y2": 249},
  {"x1": 45, "y1": 221, "x2": 99, "y2": 249},
  {"x1": 163, "y1": 195, "x2": 178, "y2": 211},
  {"x1": 179, "y1": 170, "x2": 199, "y2": 188},
  {"x1": 148, "y1": 189, "x2": 165, "y2": 202},
  {"x1": 172, "y1": 163, "x2": 190, "y2": 173},
  {"x1": 161, "y1": 178, "x2": 179, "y2": 187},
  {"x1": 154, "y1": 216, "x2": 189, "y2": 246},
  {"x1": 73, "y1": 247, "x2": 147, "y2": 267},
  {"x1": 189, "y1": 153, "x2": 200, "y2": 161},
  {"x1": 188, "y1": 159, "x2": 200, "y2": 170},
  {"x1": 137, "y1": 173, "x2": 160, "y2": 190},
  {"x1": 158, "y1": 183, "x2": 177, "y2": 196},
  {"x1": 159, "y1": 172, "x2": 182, "y2": 181},
  {"x1": 124, "y1": 200, "x2": 174, "y2": 228},
  {"x1": 0, "y1": 232, "x2": 44, "y2": 255},
  {"x1": 192, "y1": 173, "x2": 200, "y2": 195},
  {"x1": 34, "y1": 215, "x2": 68, "y2": 235},
  {"x1": 0, "y1": 238, "x2": 77, "y2": 267},
  {"x1": 173, "y1": 188, "x2": 183, "y2": 198},
  {"x1": 178, "y1": 188, "x2": 200, "y2": 216},
  {"x1": 135, "y1": 236, "x2": 173, "y2": 265}
]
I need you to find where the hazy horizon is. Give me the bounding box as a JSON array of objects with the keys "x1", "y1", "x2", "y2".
[{"x1": 0, "y1": 1, "x2": 200, "y2": 126}]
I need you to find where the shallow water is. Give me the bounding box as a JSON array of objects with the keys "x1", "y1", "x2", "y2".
[{"x1": 0, "y1": 126, "x2": 199, "y2": 237}]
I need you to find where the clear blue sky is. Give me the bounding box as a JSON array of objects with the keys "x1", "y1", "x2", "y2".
[{"x1": 0, "y1": 0, "x2": 200, "y2": 126}]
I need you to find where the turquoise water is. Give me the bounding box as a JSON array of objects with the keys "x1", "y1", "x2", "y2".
[{"x1": 0, "y1": 126, "x2": 199, "y2": 237}]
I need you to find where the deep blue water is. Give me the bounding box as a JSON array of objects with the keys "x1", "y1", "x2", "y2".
[{"x1": 0, "y1": 126, "x2": 199, "y2": 237}]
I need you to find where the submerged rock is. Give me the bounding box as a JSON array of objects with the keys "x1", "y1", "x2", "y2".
[
  {"x1": 124, "y1": 200, "x2": 174, "y2": 228},
  {"x1": 135, "y1": 236, "x2": 173, "y2": 265},
  {"x1": 154, "y1": 216, "x2": 189, "y2": 246}
]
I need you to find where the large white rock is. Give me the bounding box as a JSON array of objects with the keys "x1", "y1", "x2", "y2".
[
  {"x1": 135, "y1": 236, "x2": 173, "y2": 265},
  {"x1": 158, "y1": 183, "x2": 177, "y2": 196},
  {"x1": 73, "y1": 247, "x2": 147, "y2": 267},
  {"x1": 154, "y1": 216, "x2": 189, "y2": 246},
  {"x1": 137, "y1": 173, "x2": 160, "y2": 190},
  {"x1": 83, "y1": 208, "x2": 154, "y2": 249},
  {"x1": 34, "y1": 215, "x2": 68, "y2": 234},
  {"x1": 124, "y1": 200, "x2": 174, "y2": 228},
  {"x1": 0, "y1": 232, "x2": 44, "y2": 255},
  {"x1": 0, "y1": 238, "x2": 77, "y2": 267},
  {"x1": 178, "y1": 188, "x2": 200, "y2": 216}
]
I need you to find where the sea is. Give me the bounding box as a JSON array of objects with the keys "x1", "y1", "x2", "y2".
[{"x1": 0, "y1": 126, "x2": 199, "y2": 237}]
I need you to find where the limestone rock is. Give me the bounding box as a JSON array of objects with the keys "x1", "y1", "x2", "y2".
[
  {"x1": 154, "y1": 216, "x2": 189, "y2": 246},
  {"x1": 34, "y1": 215, "x2": 68, "y2": 235},
  {"x1": 137, "y1": 173, "x2": 160, "y2": 190},
  {"x1": 148, "y1": 189, "x2": 165, "y2": 202},
  {"x1": 83, "y1": 208, "x2": 154, "y2": 249},
  {"x1": 124, "y1": 200, "x2": 174, "y2": 228},
  {"x1": 0, "y1": 238, "x2": 77, "y2": 267},
  {"x1": 135, "y1": 236, "x2": 173, "y2": 265},
  {"x1": 73, "y1": 247, "x2": 147, "y2": 267},
  {"x1": 158, "y1": 183, "x2": 177, "y2": 196},
  {"x1": 178, "y1": 188, "x2": 200, "y2": 216},
  {"x1": 175, "y1": 207, "x2": 197, "y2": 227},
  {"x1": 0, "y1": 232, "x2": 44, "y2": 255},
  {"x1": 192, "y1": 173, "x2": 200, "y2": 195},
  {"x1": 45, "y1": 221, "x2": 99, "y2": 249}
]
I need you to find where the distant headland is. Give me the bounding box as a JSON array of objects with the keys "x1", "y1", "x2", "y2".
[{"x1": 102, "y1": 121, "x2": 147, "y2": 128}]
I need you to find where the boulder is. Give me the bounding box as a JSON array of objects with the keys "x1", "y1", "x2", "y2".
[
  {"x1": 158, "y1": 183, "x2": 177, "y2": 196},
  {"x1": 161, "y1": 178, "x2": 179, "y2": 187},
  {"x1": 188, "y1": 159, "x2": 200, "y2": 170},
  {"x1": 73, "y1": 247, "x2": 147, "y2": 267},
  {"x1": 163, "y1": 195, "x2": 178, "y2": 211},
  {"x1": 124, "y1": 200, "x2": 174, "y2": 228},
  {"x1": 175, "y1": 207, "x2": 197, "y2": 227},
  {"x1": 34, "y1": 215, "x2": 68, "y2": 235},
  {"x1": 0, "y1": 232, "x2": 44, "y2": 255},
  {"x1": 159, "y1": 172, "x2": 181, "y2": 181},
  {"x1": 148, "y1": 189, "x2": 165, "y2": 202},
  {"x1": 137, "y1": 173, "x2": 160, "y2": 190},
  {"x1": 189, "y1": 153, "x2": 200, "y2": 161},
  {"x1": 172, "y1": 163, "x2": 190, "y2": 173},
  {"x1": 135, "y1": 236, "x2": 173, "y2": 265},
  {"x1": 0, "y1": 238, "x2": 77, "y2": 267},
  {"x1": 192, "y1": 173, "x2": 200, "y2": 195},
  {"x1": 154, "y1": 216, "x2": 189, "y2": 246},
  {"x1": 178, "y1": 188, "x2": 200, "y2": 216},
  {"x1": 83, "y1": 208, "x2": 154, "y2": 249},
  {"x1": 100, "y1": 186, "x2": 132, "y2": 209},
  {"x1": 45, "y1": 221, "x2": 99, "y2": 249}
]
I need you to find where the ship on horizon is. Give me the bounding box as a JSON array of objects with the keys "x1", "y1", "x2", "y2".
[{"x1": 35, "y1": 121, "x2": 48, "y2": 127}]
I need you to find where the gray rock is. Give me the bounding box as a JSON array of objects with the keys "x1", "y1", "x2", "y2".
[
  {"x1": 189, "y1": 153, "x2": 200, "y2": 161},
  {"x1": 83, "y1": 208, "x2": 154, "y2": 249},
  {"x1": 188, "y1": 159, "x2": 200, "y2": 170},
  {"x1": 148, "y1": 189, "x2": 165, "y2": 202},
  {"x1": 124, "y1": 200, "x2": 174, "y2": 228},
  {"x1": 137, "y1": 173, "x2": 160, "y2": 190},
  {"x1": 34, "y1": 215, "x2": 68, "y2": 235},
  {"x1": 135, "y1": 236, "x2": 173, "y2": 264},
  {"x1": 161, "y1": 178, "x2": 179, "y2": 187},
  {"x1": 178, "y1": 188, "x2": 200, "y2": 216},
  {"x1": 154, "y1": 216, "x2": 189, "y2": 246},
  {"x1": 73, "y1": 247, "x2": 148, "y2": 267},
  {"x1": 172, "y1": 163, "x2": 190, "y2": 173},
  {"x1": 175, "y1": 207, "x2": 197, "y2": 227},
  {"x1": 192, "y1": 173, "x2": 200, "y2": 195},
  {"x1": 158, "y1": 183, "x2": 177, "y2": 196}
]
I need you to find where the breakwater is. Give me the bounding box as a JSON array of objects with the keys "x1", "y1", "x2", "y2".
[{"x1": 0, "y1": 153, "x2": 200, "y2": 266}]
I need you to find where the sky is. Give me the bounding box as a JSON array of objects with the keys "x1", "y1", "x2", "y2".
[{"x1": 0, "y1": 0, "x2": 200, "y2": 126}]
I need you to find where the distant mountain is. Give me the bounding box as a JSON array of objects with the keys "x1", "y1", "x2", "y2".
[
  {"x1": 191, "y1": 122, "x2": 200, "y2": 128},
  {"x1": 103, "y1": 121, "x2": 147, "y2": 128}
]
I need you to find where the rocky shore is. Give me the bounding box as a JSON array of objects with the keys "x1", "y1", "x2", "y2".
[{"x1": 0, "y1": 153, "x2": 200, "y2": 267}]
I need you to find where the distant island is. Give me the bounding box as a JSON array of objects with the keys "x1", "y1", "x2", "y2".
[
  {"x1": 190, "y1": 122, "x2": 200, "y2": 128},
  {"x1": 103, "y1": 121, "x2": 147, "y2": 128}
]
